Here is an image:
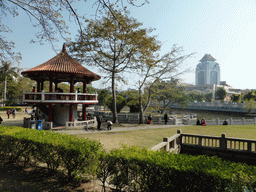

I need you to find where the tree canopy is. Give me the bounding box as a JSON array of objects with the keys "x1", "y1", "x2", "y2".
[
  {"x1": 215, "y1": 87, "x2": 227, "y2": 102},
  {"x1": 1, "y1": 0, "x2": 148, "y2": 63},
  {"x1": 68, "y1": 8, "x2": 160, "y2": 122}
]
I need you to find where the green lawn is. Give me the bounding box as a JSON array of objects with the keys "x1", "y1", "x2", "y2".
[{"x1": 76, "y1": 124, "x2": 256, "y2": 151}]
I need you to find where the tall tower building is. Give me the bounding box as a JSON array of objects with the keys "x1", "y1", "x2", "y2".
[{"x1": 195, "y1": 54, "x2": 220, "y2": 85}]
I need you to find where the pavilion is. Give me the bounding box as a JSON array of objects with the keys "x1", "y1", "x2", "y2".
[{"x1": 21, "y1": 43, "x2": 100, "y2": 127}]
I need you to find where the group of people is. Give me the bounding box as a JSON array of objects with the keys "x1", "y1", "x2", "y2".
[
  {"x1": 197, "y1": 118, "x2": 229, "y2": 126},
  {"x1": 96, "y1": 115, "x2": 113, "y2": 130},
  {"x1": 196, "y1": 118, "x2": 206, "y2": 126},
  {"x1": 6, "y1": 108, "x2": 16, "y2": 119}
]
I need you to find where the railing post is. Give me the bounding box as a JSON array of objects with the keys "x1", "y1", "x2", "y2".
[
  {"x1": 75, "y1": 91, "x2": 78, "y2": 101},
  {"x1": 163, "y1": 137, "x2": 170, "y2": 151},
  {"x1": 243, "y1": 117, "x2": 245, "y2": 125},
  {"x1": 220, "y1": 133, "x2": 227, "y2": 150},
  {"x1": 217, "y1": 118, "x2": 219, "y2": 125},
  {"x1": 247, "y1": 141, "x2": 252, "y2": 152},
  {"x1": 159, "y1": 117, "x2": 161, "y2": 124},
  {"x1": 230, "y1": 118, "x2": 232, "y2": 125},
  {"x1": 199, "y1": 136, "x2": 202, "y2": 146},
  {"x1": 254, "y1": 117, "x2": 256, "y2": 125},
  {"x1": 42, "y1": 90, "x2": 45, "y2": 101},
  {"x1": 177, "y1": 129, "x2": 182, "y2": 145}
]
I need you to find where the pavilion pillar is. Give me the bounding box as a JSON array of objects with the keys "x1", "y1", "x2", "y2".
[
  {"x1": 36, "y1": 81, "x2": 40, "y2": 92},
  {"x1": 70, "y1": 78, "x2": 74, "y2": 93},
  {"x1": 69, "y1": 104, "x2": 73, "y2": 122},
  {"x1": 49, "y1": 79, "x2": 53, "y2": 92},
  {"x1": 40, "y1": 81, "x2": 44, "y2": 91},
  {"x1": 55, "y1": 82, "x2": 58, "y2": 91},
  {"x1": 82, "y1": 82, "x2": 87, "y2": 120},
  {"x1": 48, "y1": 104, "x2": 53, "y2": 122}
]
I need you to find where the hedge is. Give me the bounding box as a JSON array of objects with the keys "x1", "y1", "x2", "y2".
[
  {"x1": 97, "y1": 146, "x2": 256, "y2": 191},
  {"x1": 0, "y1": 107, "x2": 22, "y2": 112},
  {"x1": 1, "y1": 126, "x2": 256, "y2": 191},
  {"x1": 0, "y1": 126, "x2": 102, "y2": 180}
]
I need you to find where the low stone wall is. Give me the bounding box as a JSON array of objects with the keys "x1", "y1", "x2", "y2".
[
  {"x1": 101, "y1": 114, "x2": 178, "y2": 125},
  {"x1": 183, "y1": 117, "x2": 256, "y2": 126}
]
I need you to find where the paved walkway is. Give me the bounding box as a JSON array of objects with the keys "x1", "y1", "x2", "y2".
[
  {"x1": 54, "y1": 124, "x2": 185, "y2": 135},
  {"x1": 0, "y1": 111, "x2": 186, "y2": 134}
]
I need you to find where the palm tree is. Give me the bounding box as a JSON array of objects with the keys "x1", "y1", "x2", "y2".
[{"x1": 0, "y1": 61, "x2": 17, "y2": 104}]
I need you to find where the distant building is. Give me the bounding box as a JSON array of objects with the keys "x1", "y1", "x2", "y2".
[{"x1": 195, "y1": 54, "x2": 220, "y2": 85}]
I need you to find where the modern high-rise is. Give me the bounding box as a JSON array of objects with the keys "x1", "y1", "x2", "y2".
[{"x1": 195, "y1": 54, "x2": 220, "y2": 85}]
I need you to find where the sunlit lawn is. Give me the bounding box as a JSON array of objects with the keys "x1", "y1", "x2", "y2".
[{"x1": 76, "y1": 124, "x2": 256, "y2": 151}]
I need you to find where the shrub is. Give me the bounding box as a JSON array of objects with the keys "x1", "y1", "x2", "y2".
[
  {"x1": 0, "y1": 126, "x2": 102, "y2": 180},
  {"x1": 98, "y1": 146, "x2": 256, "y2": 191}
]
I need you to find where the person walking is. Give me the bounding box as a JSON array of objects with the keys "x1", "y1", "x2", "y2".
[
  {"x1": 12, "y1": 108, "x2": 16, "y2": 119},
  {"x1": 0, "y1": 116, "x2": 3, "y2": 124},
  {"x1": 164, "y1": 113, "x2": 168, "y2": 125},
  {"x1": 6, "y1": 109, "x2": 11, "y2": 119},
  {"x1": 148, "y1": 114, "x2": 152, "y2": 124},
  {"x1": 97, "y1": 115, "x2": 102, "y2": 130}
]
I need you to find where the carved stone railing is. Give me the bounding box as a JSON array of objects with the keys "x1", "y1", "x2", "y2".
[
  {"x1": 65, "y1": 118, "x2": 96, "y2": 130},
  {"x1": 23, "y1": 90, "x2": 98, "y2": 104},
  {"x1": 151, "y1": 129, "x2": 182, "y2": 153},
  {"x1": 181, "y1": 133, "x2": 256, "y2": 152},
  {"x1": 152, "y1": 130, "x2": 256, "y2": 153}
]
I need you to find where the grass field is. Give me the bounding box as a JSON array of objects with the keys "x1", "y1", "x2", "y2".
[{"x1": 76, "y1": 125, "x2": 256, "y2": 151}]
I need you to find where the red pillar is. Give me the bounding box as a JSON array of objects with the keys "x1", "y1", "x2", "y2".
[
  {"x1": 49, "y1": 104, "x2": 53, "y2": 122},
  {"x1": 70, "y1": 79, "x2": 74, "y2": 93},
  {"x1": 82, "y1": 82, "x2": 87, "y2": 120},
  {"x1": 40, "y1": 81, "x2": 44, "y2": 92},
  {"x1": 49, "y1": 80, "x2": 53, "y2": 92},
  {"x1": 55, "y1": 82, "x2": 58, "y2": 91},
  {"x1": 69, "y1": 104, "x2": 73, "y2": 122},
  {"x1": 36, "y1": 81, "x2": 40, "y2": 92}
]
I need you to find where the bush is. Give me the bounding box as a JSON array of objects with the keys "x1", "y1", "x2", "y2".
[
  {"x1": 0, "y1": 126, "x2": 102, "y2": 180},
  {"x1": 98, "y1": 146, "x2": 256, "y2": 191}
]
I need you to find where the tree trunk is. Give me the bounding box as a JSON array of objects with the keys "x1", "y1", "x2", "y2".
[
  {"x1": 139, "y1": 88, "x2": 144, "y2": 124},
  {"x1": 112, "y1": 71, "x2": 118, "y2": 123},
  {"x1": 4, "y1": 78, "x2": 7, "y2": 105}
]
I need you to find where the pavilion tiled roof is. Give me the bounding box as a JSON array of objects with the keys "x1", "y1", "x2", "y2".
[
  {"x1": 21, "y1": 44, "x2": 100, "y2": 82},
  {"x1": 200, "y1": 54, "x2": 216, "y2": 62}
]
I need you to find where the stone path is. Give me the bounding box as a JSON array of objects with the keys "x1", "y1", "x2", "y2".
[{"x1": 0, "y1": 111, "x2": 185, "y2": 134}]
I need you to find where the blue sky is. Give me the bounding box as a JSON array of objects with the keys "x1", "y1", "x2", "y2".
[{"x1": 4, "y1": 0, "x2": 256, "y2": 90}]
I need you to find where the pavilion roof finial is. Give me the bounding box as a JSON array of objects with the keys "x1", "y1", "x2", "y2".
[{"x1": 62, "y1": 43, "x2": 67, "y2": 53}]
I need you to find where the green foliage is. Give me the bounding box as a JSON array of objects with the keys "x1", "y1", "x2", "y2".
[
  {"x1": 154, "y1": 80, "x2": 189, "y2": 109},
  {"x1": 205, "y1": 92, "x2": 213, "y2": 102},
  {"x1": 243, "y1": 99, "x2": 256, "y2": 113},
  {"x1": 98, "y1": 89, "x2": 111, "y2": 106},
  {"x1": 195, "y1": 92, "x2": 205, "y2": 102},
  {"x1": 123, "y1": 90, "x2": 146, "y2": 112},
  {"x1": 105, "y1": 94, "x2": 127, "y2": 113},
  {"x1": 0, "y1": 107, "x2": 22, "y2": 112},
  {"x1": 69, "y1": 7, "x2": 161, "y2": 122},
  {"x1": 231, "y1": 94, "x2": 241, "y2": 103},
  {"x1": 98, "y1": 146, "x2": 256, "y2": 191},
  {"x1": 215, "y1": 87, "x2": 227, "y2": 101},
  {"x1": 188, "y1": 91, "x2": 206, "y2": 102},
  {"x1": 243, "y1": 90, "x2": 256, "y2": 101},
  {"x1": 0, "y1": 126, "x2": 102, "y2": 180}
]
